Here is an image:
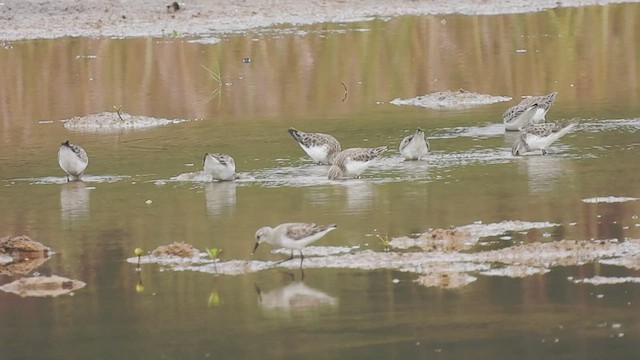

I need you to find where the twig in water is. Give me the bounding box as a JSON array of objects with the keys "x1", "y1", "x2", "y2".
[{"x1": 341, "y1": 82, "x2": 348, "y2": 102}]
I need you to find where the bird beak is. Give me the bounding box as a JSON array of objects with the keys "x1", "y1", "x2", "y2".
[{"x1": 251, "y1": 242, "x2": 260, "y2": 255}]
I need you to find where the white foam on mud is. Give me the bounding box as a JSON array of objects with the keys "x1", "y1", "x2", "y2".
[
  {"x1": 11, "y1": 175, "x2": 129, "y2": 185},
  {"x1": 599, "y1": 255, "x2": 640, "y2": 270},
  {"x1": 391, "y1": 90, "x2": 511, "y2": 110},
  {"x1": 169, "y1": 172, "x2": 215, "y2": 183},
  {"x1": 256, "y1": 26, "x2": 373, "y2": 37},
  {"x1": 425, "y1": 149, "x2": 514, "y2": 168},
  {"x1": 62, "y1": 112, "x2": 196, "y2": 132},
  {"x1": 272, "y1": 246, "x2": 355, "y2": 256},
  {"x1": 431, "y1": 123, "x2": 507, "y2": 139},
  {"x1": 171, "y1": 250, "x2": 487, "y2": 278},
  {"x1": 582, "y1": 196, "x2": 639, "y2": 204},
  {"x1": 415, "y1": 273, "x2": 477, "y2": 289},
  {"x1": 130, "y1": 223, "x2": 640, "y2": 289},
  {"x1": 579, "y1": 118, "x2": 640, "y2": 133},
  {"x1": 574, "y1": 276, "x2": 640, "y2": 285},
  {"x1": 127, "y1": 253, "x2": 212, "y2": 266},
  {"x1": 475, "y1": 239, "x2": 640, "y2": 268},
  {"x1": 240, "y1": 148, "x2": 514, "y2": 188},
  {"x1": 390, "y1": 220, "x2": 560, "y2": 250},
  {"x1": 480, "y1": 265, "x2": 550, "y2": 278},
  {"x1": 187, "y1": 37, "x2": 221, "y2": 45},
  {"x1": 246, "y1": 164, "x2": 334, "y2": 187}
]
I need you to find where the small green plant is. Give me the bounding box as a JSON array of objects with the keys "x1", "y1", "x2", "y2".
[
  {"x1": 134, "y1": 247, "x2": 143, "y2": 267},
  {"x1": 169, "y1": 30, "x2": 183, "y2": 38},
  {"x1": 206, "y1": 247, "x2": 222, "y2": 260},
  {"x1": 206, "y1": 247, "x2": 223, "y2": 273},
  {"x1": 373, "y1": 229, "x2": 391, "y2": 252}
]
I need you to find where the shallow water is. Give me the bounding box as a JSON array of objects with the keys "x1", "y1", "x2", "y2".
[{"x1": 2, "y1": 4, "x2": 640, "y2": 359}]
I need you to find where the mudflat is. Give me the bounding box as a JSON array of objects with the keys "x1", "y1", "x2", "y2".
[{"x1": 1, "y1": 0, "x2": 638, "y2": 41}]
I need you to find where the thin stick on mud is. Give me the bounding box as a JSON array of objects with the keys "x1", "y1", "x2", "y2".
[
  {"x1": 341, "y1": 82, "x2": 348, "y2": 102},
  {"x1": 113, "y1": 105, "x2": 125, "y2": 121}
]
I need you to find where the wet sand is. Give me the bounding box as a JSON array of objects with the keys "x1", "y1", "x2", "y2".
[{"x1": 1, "y1": 0, "x2": 639, "y2": 41}]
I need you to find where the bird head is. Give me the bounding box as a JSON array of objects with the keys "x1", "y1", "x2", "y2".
[
  {"x1": 511, "y1": 135, "x2": 529, "y2": 156},
  {"x1": 328, "y1": 165, "x2": 343, "y2": 180},
  {"x1": 252, "y1": 227, "x2": 270, "y2": 254}
]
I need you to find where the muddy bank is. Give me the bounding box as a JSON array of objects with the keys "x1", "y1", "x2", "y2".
[
  {"x1": 1, "y1": 0, "x2": 639, "y2": 41},
  {"x1": 128, "y1": 220, "x2": 640, "y2": 289},
  {"x1": 62, "y1": 111, "x2": 196, "y2": 132},
  {"x1": 0, "y1": 235, "x2": 52, "y2": 276}
]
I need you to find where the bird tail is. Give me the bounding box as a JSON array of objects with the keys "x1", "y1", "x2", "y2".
[
  {"x1": 372, "y1": 146, "x2": 388, "y2": 156},
  {"x1": 556, "y1": 119, "x2": 579, "y2": 138}
]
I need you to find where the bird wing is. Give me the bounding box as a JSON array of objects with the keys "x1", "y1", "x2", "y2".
[
  {"x1": 71, "y1": 145, "x2": 89, "y2": 163},
  {"x1": 399, "y1": 134, "x2": 413, "y2": 152},
  {"x1": 523, "y1": 123, "x2": 561, "y2": 137},
  {"x1": 502, "y1": 103, "x2": 530, "y2": 123},
  {"x1": 348, "y1": 148, "x2": 383, "y2": 162},
  {"x1": 293, "y1": 131, "x2": 339, "y2": 149},
  {"x1": 285, "y1": 223, "x2": 319, "y2": 240},
  {"x1": 209, "y1": 153, "x2": 233, "y2": 166}
]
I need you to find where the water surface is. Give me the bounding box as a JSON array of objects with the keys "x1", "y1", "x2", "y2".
[{"x1": 1, "y1": 4, "x2": 640, "y2": 359}]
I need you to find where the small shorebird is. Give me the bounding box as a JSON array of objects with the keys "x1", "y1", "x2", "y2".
[
  {"x1": 399, "y1": 128, "x2": 430, "y2": 160},
  {"x1": 288, "y1": 128, "x2": 341, "y2": 165},
  {"x1": 58, "y1": 140, "x2": 89, "y2": 181},
  {"x1": 503, "y1": 92, "x2": 558, "y2": 131},
  {"x1": 203, "y1": 153, "x2": 236, "y2": 181},
  {"x1": 328, "y1": 146, "x2": 387, "y2": 180},
  {"x1": 252, "y1": 223, "x2": 338, "y2": 267},
  {"x1": 512, "y1": 120, "x2": 579, "y2": 156}
]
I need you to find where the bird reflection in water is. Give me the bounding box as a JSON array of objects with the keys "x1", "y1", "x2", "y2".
[
  {"x1": 204, "y1": 182, "x2": 237, "y2": 216},
  {"x1": 60, "y1": 181, "x2": 90, "y2": 225},
  {"x1": 518, "y1": 155, "x2": 570, "y2": 193},
  {"x1": 343, "y1": 180, "x2": 373, "y2": 210},
  {"x1": 254, "y1": 271, "x2": 337, "y2": 312}
]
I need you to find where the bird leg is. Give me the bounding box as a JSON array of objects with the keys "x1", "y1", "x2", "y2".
[
  {"x1": 299, "y1": 250, "x2": 304, "y2": 269},
  {"x1": 542, "y1": 149, "x2": 547, "y2": 155},
  {"x1": 275, "y1": 250, "x2": 295, "y2": 265}
]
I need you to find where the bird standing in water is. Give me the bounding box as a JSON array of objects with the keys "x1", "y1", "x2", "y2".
[
  {"x1": 512, "y1": 120, "x2": 579, "y2": 156},
  {"x1": 203, "y1": 153, "x2": 236, "y2": 181},
  {"x1": 288, "y1": 128, "x2": 341, "y2": 165},
  {"x1": 503, "y1": 92, "x2": 558, "y2": 131},
  {"x1": 327, "y1": 146, "x2": 387, "y2": 180},
  {"x1": 399, "y1": 128, "x2": 430, "y2": 160},
  {"x1": 58, "y1": 140, "x2": 89, "y2": 181},
  {"x1": 252, "y1": 223, "x2": 338, "y2": 268}
]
